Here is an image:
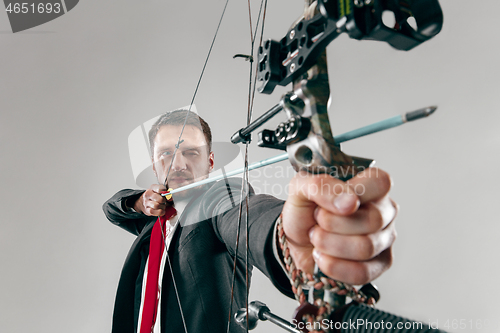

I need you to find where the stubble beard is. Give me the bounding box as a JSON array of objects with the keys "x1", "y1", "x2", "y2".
[{"x1": 165, "y1": 166, "x2": 211, "y2": 201}]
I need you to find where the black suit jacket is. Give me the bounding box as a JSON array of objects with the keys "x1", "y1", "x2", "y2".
[{"x1": 103, "y1": 179, "x2": 293, "y2": 333}]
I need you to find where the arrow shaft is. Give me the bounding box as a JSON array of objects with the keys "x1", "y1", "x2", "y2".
[{"x1": 162, "y1": 106, "x2": 435, "y2": 196}]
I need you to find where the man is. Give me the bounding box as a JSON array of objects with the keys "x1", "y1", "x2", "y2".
[{"x1": 103, "y1": 110, "x2": 397, "y2": 333}]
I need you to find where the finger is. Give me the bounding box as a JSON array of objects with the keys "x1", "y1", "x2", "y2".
[
  {"x1": 150, "y1": 192, "x2": 166, "y2": 204},
  {"x1": 309, "y1": 220, "x2": 396, "y2": 261},
  {"x1": 288, "y1": 171, "x2": 360, "y2": 215},
  {"x1": 314, "y1": 195, "x2": 397, "y2": 235},
  {"x1": 313, "y1": 247, "x2": 393, "y2": 285},
  {"x1": 145, "y1": 188, "x2": 167, "y2": 204},
  {"x1": 143, "y1": 199, "x2": 166, "y2": 217},
  {"x1": 283, "y1": 172, "x2": 359, "y2": 247},
  {"x1": 145, "y1": 207, "x2": 166, "y2": 217},
  {"x1": 146, "y1": 200, "x2": 167, "y2": 211},
  {"x1": 150, "y1": 184, "x2": 168, "y2": 194},
  {"x1": 347, "y1": 168, "x2": 392, "y2": 205}
]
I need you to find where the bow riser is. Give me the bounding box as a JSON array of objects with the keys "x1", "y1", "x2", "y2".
[{"x1": 286, "y1": 49, "x2": 373, "y2": 180}]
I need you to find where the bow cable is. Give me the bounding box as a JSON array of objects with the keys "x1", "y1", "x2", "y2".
[
  {"x1": 161, "y1": 0, "x2": 231, "y2": 189},
  {"x1": 226, "y1": 1, "x2": 268, "y2": 332}
]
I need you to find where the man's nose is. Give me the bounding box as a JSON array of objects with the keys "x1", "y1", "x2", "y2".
[{"x1": 171, "y1": 152, "x2": 187, "y2": 171}]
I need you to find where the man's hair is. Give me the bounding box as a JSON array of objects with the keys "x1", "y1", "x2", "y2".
[{"x1": 148, "y1": 109, "x2": 212, "y2": 157}]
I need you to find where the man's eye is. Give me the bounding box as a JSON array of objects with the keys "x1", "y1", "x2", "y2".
[{"x1": 161, "y1": 151, "x2": 173, "y2": 156}]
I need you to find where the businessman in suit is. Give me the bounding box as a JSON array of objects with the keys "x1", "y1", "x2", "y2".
[{"x1": 103, "y1": 109, "x2": 397, "y2": 333}]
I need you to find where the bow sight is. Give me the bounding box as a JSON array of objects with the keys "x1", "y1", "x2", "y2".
[
  {"x1": 257, "y1": 0, "x2": 443, "y2": 94},
  {"x1": 232, "y1": 0, "x2": 442, "y2": 179}
]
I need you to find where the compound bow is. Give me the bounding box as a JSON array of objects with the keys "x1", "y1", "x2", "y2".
[
  {"x1": 159, "y1": 0, "x2": 444, "y2": 332},
  {"x1": 229, "y1": 0, "x2": 444, "y2": 332}
]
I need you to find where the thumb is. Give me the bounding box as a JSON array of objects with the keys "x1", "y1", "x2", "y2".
[{"x1": 283, "y1": 172, "x2": 359, "y2": 247}]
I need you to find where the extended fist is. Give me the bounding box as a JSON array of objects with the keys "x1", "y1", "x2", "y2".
[{"x1": 282, "y1": 168, "x2": 398, "y2": 286}]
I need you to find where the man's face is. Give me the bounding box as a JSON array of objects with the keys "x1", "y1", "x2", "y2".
[{"x1": 152, "y1": 125, "x2": 214, "y2": 196}]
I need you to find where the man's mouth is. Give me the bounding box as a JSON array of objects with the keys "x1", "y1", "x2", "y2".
[{"x1": 169, "y1": 177, "x2": 192, "y2": 185}]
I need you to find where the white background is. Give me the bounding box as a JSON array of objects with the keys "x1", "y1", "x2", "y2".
[{"x1": 1, "y1": 1, "x2": 499, "y2": 332}]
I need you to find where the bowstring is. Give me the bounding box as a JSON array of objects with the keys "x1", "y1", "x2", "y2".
[
  {"x1": 226, "y1": 1, "x2": 268, "y2": 332},
  {"x1": 157, "y1": 1, "x2": 231, "y2": 333},
  {"x1": 161, "y1": 0, "x2": 231, "y2": 189}
]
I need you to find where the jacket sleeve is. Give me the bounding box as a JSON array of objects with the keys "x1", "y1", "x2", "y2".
[
  {"x1": 200, "y1": 179, "x2": 293, "y2": 298},
  {"x1": 102, "y1": 189, "x2": 154, "y2": 236}
]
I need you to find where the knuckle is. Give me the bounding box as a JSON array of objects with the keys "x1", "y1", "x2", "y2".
[
  {"x1": 149, "y1": 209, "x2": 161, "y2": 217},
  {"x1": 309, "y1": 229, "x2": 323, "y2": 248},
  {"x1": 389, "y1": 224, "x2": 397, "y2": 243},
  {"x1": 390, "y1": 198, "x2": 399, "y2": 220},
  {"x1": 319, "y1": 257, "x2": 336, "y2": 277},
  {"x1": 375, "y1": 169, "x2": 392, "y2": 192},
  {"x1": 318, "y1": 242, "x2": 332, "y2": 256},
  {"x1": 367, "y1": 204, "x2": 384, "y2": 231},
  {"x1": 352, "y1": 265, "x2": 372, "y2": 285},
  {"x1": 315, "y1": 209, "x2": 328, "y2": 228},
  {"x1": 312, "y1": 230, "x2": 335, "y2": 254},
  {"x1": 357, "y1": 236, "x2": 376, "y2": 259}
]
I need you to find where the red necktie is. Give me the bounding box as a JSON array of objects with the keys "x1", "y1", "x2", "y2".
[{"x1": 139, "y1": 206, "x2": 177, "y2": 333}]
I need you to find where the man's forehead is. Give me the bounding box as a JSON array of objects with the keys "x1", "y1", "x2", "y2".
[{"x1": 154, "y1": 124, "x2": 207, "y2": 150}]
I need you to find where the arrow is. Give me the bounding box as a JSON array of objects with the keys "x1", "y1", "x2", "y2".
[{"x1": 161, "y1": 106, "x2": 437, "y2": 197}]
